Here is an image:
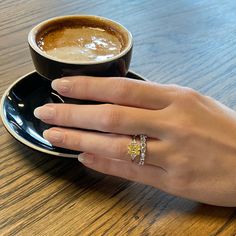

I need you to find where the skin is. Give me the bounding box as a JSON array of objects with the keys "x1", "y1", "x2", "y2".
[{"x1": 34, "y1": 76, "x2": 236, "y2": 207}]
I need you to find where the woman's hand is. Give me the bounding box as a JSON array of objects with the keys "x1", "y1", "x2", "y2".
[{"x1": 34, "y1": 76, "x2": 236, "y2": 206}]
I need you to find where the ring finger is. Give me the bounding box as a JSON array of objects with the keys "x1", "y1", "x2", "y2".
[{"x1": 43, "y1": 127, "x2": 170, "y2": 169}]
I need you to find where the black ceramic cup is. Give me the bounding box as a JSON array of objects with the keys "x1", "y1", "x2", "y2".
[{"x1": 28, "y1": 15, "x2": 133, "y2": 80}]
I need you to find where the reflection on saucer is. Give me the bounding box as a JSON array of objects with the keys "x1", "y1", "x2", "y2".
[{"x1": 0, "y1": 71, "x2": 144, "y2": 157}]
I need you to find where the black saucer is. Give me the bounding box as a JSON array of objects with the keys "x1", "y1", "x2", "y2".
[{"x1": 0, "y1": 71, "x2": 145, "y2": 157}]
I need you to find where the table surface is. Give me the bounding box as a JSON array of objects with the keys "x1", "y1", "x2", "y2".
[{"x1": 1, "y1": 0, "x2": 236, "y2": 235}]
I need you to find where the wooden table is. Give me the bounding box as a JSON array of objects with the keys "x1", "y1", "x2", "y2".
[{"x1": 1, "y1": 0, "x2": 236, "y2": 235}]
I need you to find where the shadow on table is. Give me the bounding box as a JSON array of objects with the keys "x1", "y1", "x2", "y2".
[{"x1": 18, "y1": 143, "x2": 235, "y2": 221}]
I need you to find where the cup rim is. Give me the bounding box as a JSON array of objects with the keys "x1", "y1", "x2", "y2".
[{"x1": 28, "y1": 15, "x2": 133, "y2": 65}]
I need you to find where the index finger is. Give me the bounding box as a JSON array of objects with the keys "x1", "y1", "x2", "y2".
[{"x1": 51, "y1": 76, "x2": 175, "y2": 110}]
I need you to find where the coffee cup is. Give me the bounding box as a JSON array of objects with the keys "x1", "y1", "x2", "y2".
[{"x1": 28, "y1": 15, "x2": 133, "y2": 80}]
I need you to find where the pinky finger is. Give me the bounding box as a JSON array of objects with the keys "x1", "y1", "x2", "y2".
[{"x1": 78, "y1": 153, "x2": 167, "y2": 190}]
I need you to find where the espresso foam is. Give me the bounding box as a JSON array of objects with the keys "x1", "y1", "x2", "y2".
[{"x1": 37, "y1": 26, "x2": 123, "y2": 62}]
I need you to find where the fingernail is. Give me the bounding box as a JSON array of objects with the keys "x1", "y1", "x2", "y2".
[
  {"x1": 78, "y1": 153, "x2": 94, "y2": 164},
  {"x1": 34, "y1": 105, "x2": 55, "y2": 120},
  {"x1": 51, "y1": 79, "x2": 72, "y2": 93},
  {"x1": 43, "y1": 129, "x2": 64, "y2": 143}
]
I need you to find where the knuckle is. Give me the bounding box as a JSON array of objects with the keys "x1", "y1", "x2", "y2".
[
  {"x1": 59, "y1": 131, "x2": 67, "y2": 145},
  {"x1": 56, "y1": 131, "x2": 83, "y2": 151},
  {"x1": 53, "y1": 105, "x2": 70, "y2": 124},
  {"x1": 163, "y1": 111, "x2": 196, "y2": 139},
  {"x1": 185, "y1": 88, "x2": 201, "y2": 100},
  {"x1": 100, "y1": 105, "x2": 121, "y2": 131},
  {"x1": 113, "y1": 79, "x2": 131, "y2": 100},
  {"x1": 166, "y1": 84, "x2": 182, "y2": 92},
  {"x1": 59, "y1": 105, "x2": 78, "y2": 127},
  {"x1": 75, "y1": 77, "x2": 90, "y2": 96},
  {"x1": 185, "y1": 88, "x2": 201, "y2": 101},
  {"x1": 172, "y1": 123, "x2": 191, "y2": 137},
  {"x1": 63, "y1": 106, "x2": 73, "y2": 124},
  {"x1": 111, "y1": 141, "x2": 126, "y2": 158},
  {"x1": 71, "y1": 133, "x2": 82, "y2": 149},
  {"x1": 175, "y1": 87, "x2": 201, "y2": 104},
  {"x1": 174, "y1": 124, "x2": 197, "y2": 143}
]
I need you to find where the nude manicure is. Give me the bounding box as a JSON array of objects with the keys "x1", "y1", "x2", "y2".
[
  {"x1": 34, "y1": 105, "x2": 56, "y2": 120},
  {"x1": 51, "y1": 79, "x2": 72, "y2": 93}
]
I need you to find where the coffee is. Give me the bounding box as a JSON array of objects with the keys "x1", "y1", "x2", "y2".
[
  {"x1": 37, "y1": 25, "x2": 123, "y2": 62},
  {"x1": 29, "y1": 15, "x2": 132, "y2": 80}
]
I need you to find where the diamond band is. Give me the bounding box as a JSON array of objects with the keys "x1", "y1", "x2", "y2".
[{"x1": 138, "y1": 135, "x2": 147, "y2": 165}]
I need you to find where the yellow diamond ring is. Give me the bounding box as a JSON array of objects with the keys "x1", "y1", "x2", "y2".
[{"x1": 128, "y1": 135, "x2": 141, "y2": 161}]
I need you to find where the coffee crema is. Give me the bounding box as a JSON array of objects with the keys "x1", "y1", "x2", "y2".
[{"x1": 37, "y1": 26, "x2": 123, "y2": 62}]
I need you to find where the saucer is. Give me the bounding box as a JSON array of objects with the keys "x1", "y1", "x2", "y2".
[{"x1": 0, "y1": 71, "x2": 145, "y2": 158}]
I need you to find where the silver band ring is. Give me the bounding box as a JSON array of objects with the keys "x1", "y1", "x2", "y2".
[{"x1": 138, "y1": 135, "x2": 147, "y2": 165}]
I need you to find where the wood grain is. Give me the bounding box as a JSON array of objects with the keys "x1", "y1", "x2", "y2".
[{"x1": 0, "y1": 0, "x2": 235, "y2": 235}]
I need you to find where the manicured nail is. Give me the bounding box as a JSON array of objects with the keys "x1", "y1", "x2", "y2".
[
  {"x1": 34, "y1": 105, "x2": 55, "y2": 120},
  {"x1": 43, "y1": 129, "x2": 64, "y2": 143},
  {"x1": 51, "y1": 79, "x2": 72, "y2": 93},
  {"x1": 78, "y1": 153, "x2": 94, "y2": 164}
]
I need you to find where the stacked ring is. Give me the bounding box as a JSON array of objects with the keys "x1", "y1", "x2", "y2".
[{"x1": 128, "y1": 135, "x2": 147, "y2": 165}]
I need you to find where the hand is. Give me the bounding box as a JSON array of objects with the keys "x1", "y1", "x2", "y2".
[{"x1": 34, "y1": 76, "x2": 236, "y2": 207}]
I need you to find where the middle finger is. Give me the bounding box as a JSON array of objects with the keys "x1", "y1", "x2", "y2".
[
  {"x1": 43, "y1": 127, "x2": 170, "y2": 168},
  {"x1": 34, "y1": 103, "x2": 166, "y2": 138}
]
